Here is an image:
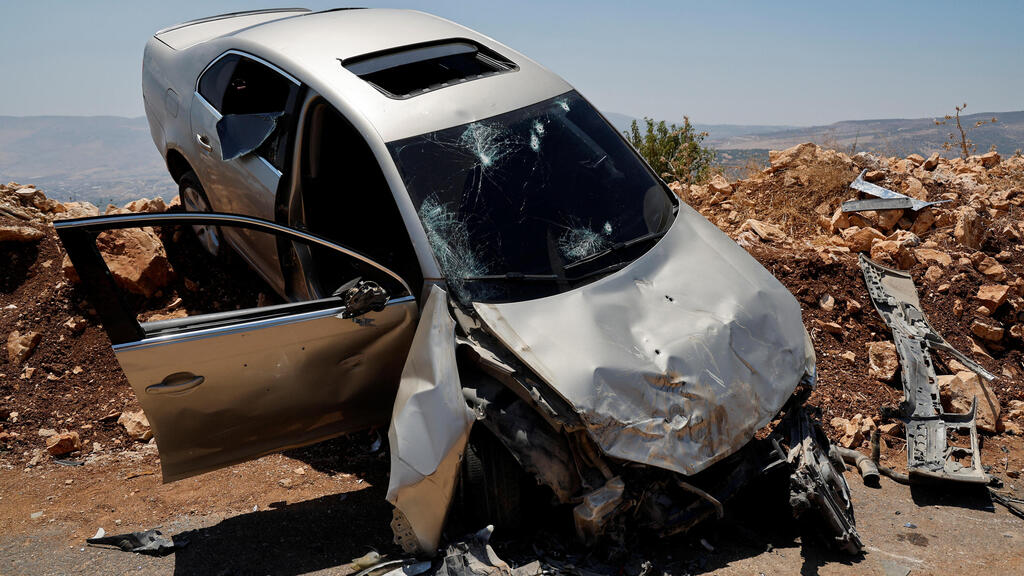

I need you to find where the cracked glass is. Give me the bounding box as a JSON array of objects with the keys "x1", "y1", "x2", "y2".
[{"x1": 388, "y1": 91, "x2": 675, "y2": 303}]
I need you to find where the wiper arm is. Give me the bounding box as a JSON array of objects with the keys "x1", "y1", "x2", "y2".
[
  {"x1": 563, "y1": 230, "x2": 667, "y2": 271},
  {"x1": 462, "y1": 261, "x2": 632, "y2": 285},
  {"x1": 460, "y1": 272, "x2": 560, "y2": 283}
]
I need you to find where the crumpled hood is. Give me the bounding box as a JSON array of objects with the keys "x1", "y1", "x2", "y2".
[{"x1": 473, "y1": 204, "x2": 815, "y2": 476}]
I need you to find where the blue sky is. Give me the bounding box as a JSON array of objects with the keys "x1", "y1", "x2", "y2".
[{"x1": 1, "y1": 1, "x2": 1021, "y2": 125}]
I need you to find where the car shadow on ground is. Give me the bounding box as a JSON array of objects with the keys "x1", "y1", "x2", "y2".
[
  {"x1": 171, "y1": 488, "x2": 397, "y2": 576},
  {"x1": 170, "y1": 430, "x2": 866, "y2": 576},
  {"x1": 171, "y1": 433, "x2": 397, "y2": 575}
]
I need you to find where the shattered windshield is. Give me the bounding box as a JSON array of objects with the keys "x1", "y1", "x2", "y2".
[{"x1": 388, "y1": 91, "x2": 676, "y2": 303}]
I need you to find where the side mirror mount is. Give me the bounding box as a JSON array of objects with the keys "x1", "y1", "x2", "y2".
[{"x1": 335, "y1": 279, "x2": 390, "y2": 319}]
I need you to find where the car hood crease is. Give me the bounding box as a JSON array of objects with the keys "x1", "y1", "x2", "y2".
[{"x1": 474, "y1": 204, "x2": 814, "y2": 475}]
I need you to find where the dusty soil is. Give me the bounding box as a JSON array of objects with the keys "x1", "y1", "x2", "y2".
[{"x1": 1, "y1": 435, "x2": 1022, "y2": 575}]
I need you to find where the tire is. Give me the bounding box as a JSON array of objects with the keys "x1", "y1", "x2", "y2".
[
  {"x1": 178, "y1": 171, "x2": 223, "y2": 258},
  {"x1": 455, "y1": 427, "x2": 524, "y2": 534}
]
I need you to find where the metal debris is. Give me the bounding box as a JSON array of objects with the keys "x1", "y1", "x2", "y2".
[
  {"x1": 859, "y1": 255, "x2": 992, "y2": 484},
  {"x1": 784, "y1": 407, "x2": 863, "y2": 554},
  {"x1": 843, "y1": 170, "x2": 950, "y2": 212},
  {"x1": 86, "y1": 528, "x2": 185, "y2": 555}
]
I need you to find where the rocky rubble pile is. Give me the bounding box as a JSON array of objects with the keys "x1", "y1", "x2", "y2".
[
  {"x1": 0, "y1": 182, "x2": 179, "y2": 298},
  {"x1": 672, "y1": 144, "x2": 1024, "y2": 451},
  {"x1": 1, "y1": 183, "x2": 172, "y2": 462}
]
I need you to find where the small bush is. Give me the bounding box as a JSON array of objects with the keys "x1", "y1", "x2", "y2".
[{"x1": 626, "y1": 117, "x2": 716, "y2": 185}]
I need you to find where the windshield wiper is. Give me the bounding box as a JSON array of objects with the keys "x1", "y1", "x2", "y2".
[
  {"x1": 461, "y1": 260, "x2": 633, "y2": 285},
  {"x1": 460, "y1": 272, "x2": 560, "y2": 283},
  {"x1": 563, "y1": 230, "x2": 667, "y2": 271}
]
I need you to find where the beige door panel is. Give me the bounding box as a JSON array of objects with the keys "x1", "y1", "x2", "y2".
[{"x1": 117, "y1": 298, "x2": 417, "y2": 482}]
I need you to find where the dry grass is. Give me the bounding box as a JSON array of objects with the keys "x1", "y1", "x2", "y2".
[{"x1": 735, "y1": 158, "x2": 859, "y2": 237}]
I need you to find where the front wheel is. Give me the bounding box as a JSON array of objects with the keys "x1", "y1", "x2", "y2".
[
  {"x1": 454, "y1": 428, "x2": 524, "y2": 534},
  {"x1": 178, "y1": 171, "x2": 222, "y2": 258}
]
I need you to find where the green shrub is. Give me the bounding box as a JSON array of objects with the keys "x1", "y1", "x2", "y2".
[{"x1": 626, "y1": 116, "x2": 716, "y2": 185}]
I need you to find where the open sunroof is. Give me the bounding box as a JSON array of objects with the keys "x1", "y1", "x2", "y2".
[{"x1": 342, "y1": 39, "x2": 518, "y2": 99}]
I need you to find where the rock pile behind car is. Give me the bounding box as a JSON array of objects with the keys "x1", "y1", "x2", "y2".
[{"x1": 670, "y1": 145, "x2": 1024, "y2": 458}]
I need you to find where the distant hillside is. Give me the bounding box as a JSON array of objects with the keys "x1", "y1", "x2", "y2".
[
  {"x1": 0, "y1": 116, "x2": 173, "y2": 206},
  {"x1": 602, "y1": 111, "x2": 795, "y2": 141},
  {"x1": 708, "y1": 110, "x2": 1024, "y2": 157},
  {"x1": 1, "y1": 111, "x2": 1020, "y2": 206}
]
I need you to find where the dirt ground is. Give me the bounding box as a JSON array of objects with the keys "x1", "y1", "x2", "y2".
[{"x1": 1, "y1": 434, "x2": 1022, "y2": 576}]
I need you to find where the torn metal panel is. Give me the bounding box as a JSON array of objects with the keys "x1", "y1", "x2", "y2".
[
  {"x1": 785, "y1": 407, "x2": 862, "y2": 554},
  {"x1": 86, "y1": 529, "x2": 185, "y2": 555},
  {"x1": 474, "y1": 204, "x2": 816, "y2": 476},
  {"x1": 387, "y1": 286, "x2": 475, "y2": 555},
  {"x1": 859, "y1": 255, "x2": 991, "y2": 484},
  {"x1": 846, "y1": 169, "x2": 950, "y2": 212},
  {"x1": 841, "y1": 197, "x2": 916, "y2": 213}
]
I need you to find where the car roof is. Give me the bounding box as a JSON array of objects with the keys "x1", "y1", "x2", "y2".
[{"x1": 224, "y1": 9, "x2": 572, "y2": 141}]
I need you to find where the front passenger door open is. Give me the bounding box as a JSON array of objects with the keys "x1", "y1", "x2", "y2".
[{"x1": 54, "y1": 212, "x2": 418, "y2": 482}]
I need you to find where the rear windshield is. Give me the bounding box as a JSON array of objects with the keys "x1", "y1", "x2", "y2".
[{"x1": 388, "y1": 91, "x2": 676, "y2": 304}]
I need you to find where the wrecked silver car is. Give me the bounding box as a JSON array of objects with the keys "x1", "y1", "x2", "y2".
[{"x1": 57, "y1": 7, "x2": 860, "y2": 557}]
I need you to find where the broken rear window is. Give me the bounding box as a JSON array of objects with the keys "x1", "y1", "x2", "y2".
[{"x1": 388, "y1": 91, "x2": 676, "y2": 303}]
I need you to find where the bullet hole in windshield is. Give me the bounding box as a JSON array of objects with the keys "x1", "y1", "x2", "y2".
[{"x1": 558, "y1": 221, "x2": 613, "y2": 262}]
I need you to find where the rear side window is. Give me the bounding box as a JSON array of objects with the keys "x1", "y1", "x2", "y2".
[{"x1": 197, "y1": 54, "x2": 240, "y2": 112}]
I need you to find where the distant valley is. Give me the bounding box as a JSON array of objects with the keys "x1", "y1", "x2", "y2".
[{"x1": 1, "y1": 110, "x2": 1021, "y2": 206}]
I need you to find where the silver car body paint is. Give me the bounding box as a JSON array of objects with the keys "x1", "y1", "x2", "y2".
[
  {"x1": 386, "y1": 286, "x2": 474, "y2": 554},
  {"x1": 475, "y1": 204, "x2": 816, "y2": 476},
  {"x1": 144, "y1": 9, "x2": 573, "y2": 288}
]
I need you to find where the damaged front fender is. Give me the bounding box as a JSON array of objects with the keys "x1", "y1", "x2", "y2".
[{"x1": 387, "y1": 286, "x2": 475, "y2": 555}]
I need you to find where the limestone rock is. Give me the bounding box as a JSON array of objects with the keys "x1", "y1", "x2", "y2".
[
  {"x1": 909, "y1": 207, "x2": 935, "y2": 235},
  {"x1": 903, "y1": 177, "x2": 927, "y2": 201},
  {"x1": 867, "y1": 341, "x2": 899, "y2": 381},
  {"x1": 829, "y1": 206, "x2": 851, "y2": 232},
  {"x1": 740, "y1": 219, "x2": 787, "y2": 243},
  {"x1": 974, "y1": 256, "x2": 1006, "y2": 282},
  {"x1": 53, "y1": 201, "x2": 100, "y2": 220},
  {"x1": 874, "y1": 209, "x2": 904, "y2": 231},
  {"x1": 870, "y1": 240, "x2": 915, "y2": 269},
  {"x1": 939, "y1": 372, "x2": 1001, "y2": 433},
  {"x1": 707, "y1": 174, "x2": 733, "y2": 195},
  {"x1": 922, "y1": 153, "x2": 941, "y2": 171},
  {"x1": 976, "y1": 285, "x2": 1009, "y2": 310},
  {"x1": 768, "y1": 142, "x2": 821, "y2": 172},
  {"x1": 971, "y1": 318, "x2": 1004, "y2": 342},
  {"x1": 819, "y1": 294, "x2": 835, "y2": 311},
  {"x1": 979, "y1": 151, "x2": 1001, "y2": 168},
  {"x1": 0, "y1": 225, "x2": 45, "y2": 243},
  {"x1": 913, "y1": 248, "x2": 952, "y2": 267},
  {"x1": 954, "y1": 206, "x2": 985, "y2": 250},
  {"x1": 7, "y1": 331, "x2": 41, "y2": 365},
  {"x1": 124, "y1": 197, "x2": 168, "y2": 213},
  {"x1": 94, "y1": 227, "x2": 174, "y2": 297},
  {"x1": 45, "y1": 431, "x2": 82, "y2": 456},
  {"x1": 118, "y1": 410, "x2": 153, "y2": 441},
  {"x1": 841, "y1": 226, "x2": 885, "y2": 252}
]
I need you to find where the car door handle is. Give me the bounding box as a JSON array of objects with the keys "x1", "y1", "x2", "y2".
[
  {"x1": 146, "y1": 372, "x2": 205, "y2": 396},
  {"x1": 196, "y1": 133, "x2": 213, "y2": 151}
]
